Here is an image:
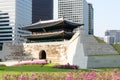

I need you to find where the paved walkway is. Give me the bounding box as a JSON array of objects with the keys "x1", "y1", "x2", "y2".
[
  {"x1": 0, "y1": 60, "x2": 45, "y2": 66},
  {"x1": 0, "y1": 60, "x2": 19, "y2": 66}
]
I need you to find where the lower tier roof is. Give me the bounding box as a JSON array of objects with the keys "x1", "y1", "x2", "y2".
[{"x1": 23, "y1": 30, "x2": 74, "y2": 40}]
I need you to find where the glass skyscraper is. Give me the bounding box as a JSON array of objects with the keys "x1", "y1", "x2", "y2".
[
  {"x1": 88, "y1": 3, "x2": 94, "y2": 35},
  {"x1": 58, "y1": 0, "x2": 93, "y2": 35},
  {"x1": 0, "y1": 0, "x2": 32, "y2": 43},
  {"x1": 32, "y1": 0, "x2": 53, "y2": 23}
]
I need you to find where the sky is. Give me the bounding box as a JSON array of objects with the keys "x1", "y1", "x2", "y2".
[{"x1": 87, "y1": 0, "x2": 120, "y2": 37}]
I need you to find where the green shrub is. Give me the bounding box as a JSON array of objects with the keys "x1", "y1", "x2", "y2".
[
  {"x1": 111, "y1": 44, "x2": 120, "y2": 54},
  {"x1": 0, "y1": 64, "x2": 6, "y2": 67},
  {"x1": 94, "y1": 36, "x2": 105, "y2": 43}
]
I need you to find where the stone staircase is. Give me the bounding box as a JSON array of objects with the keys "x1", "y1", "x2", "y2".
[
  {"x1": 80, "y1": 34, "x2": 119, "y2": 56},
  {"x1": 80, "y1": 35, "x2": 98, "y2": 43},
  {"x1": 83, "y1": 43, "x2": 119, "y2": 56}
]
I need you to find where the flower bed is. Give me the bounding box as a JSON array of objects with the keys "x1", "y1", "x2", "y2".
[
  {"x1": 2, "y1": 69, "x2": 120, "y2": 80},
  {"x1": 53, "y1": 63, "x2": 79, "y2": 69},
  {"x1": 13, "y1": 60, "x2": 47, "y2": 66}
]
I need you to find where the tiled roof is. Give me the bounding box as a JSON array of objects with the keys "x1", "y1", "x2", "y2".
[{"x1": 23, "y1": 18, "x2": 83, "y2": 30}]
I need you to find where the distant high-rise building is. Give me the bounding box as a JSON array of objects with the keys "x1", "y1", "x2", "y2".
[
  {"x1": 32, "y1": 0, "x2": 53, "y2": 23},
  {"x1": 0, "y1": 0, "x2": 32, "y2": 43},
  {"x1": 58, "y1": 0, "x2": 93, "y2": 34},
  {"x1": 104, "y1": 36, "x2": 115, "y2": 44},
  {"x1": 88, "y1": 3, "x2": 94, "y2": 35},
  {"x1": 104, "y1": 30, "x2": 120, "y2": 44}
]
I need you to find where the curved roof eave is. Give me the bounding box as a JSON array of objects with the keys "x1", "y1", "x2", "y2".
[
  {"x1": 64, "y1": 20, "x2": 83, "y2": 26},
  {"x1": 23, "y1": 18, "x2": 64, "y2": 29},
  {"x1": 23, "y1": 18, "x2": 83, "y2": 30}
]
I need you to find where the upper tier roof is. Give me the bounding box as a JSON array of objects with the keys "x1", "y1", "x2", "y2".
[{"x1": 23, "y1": 18, "x2": 83, "y2": 30}]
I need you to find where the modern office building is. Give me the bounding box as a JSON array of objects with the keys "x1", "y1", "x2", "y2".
[
  {"x1": 32, "y1": 0, "x2": 53, "y2": 23},
  {"x1": 0, "y1": 0, "x2": 32, "y2": 43},
  {"x1": 88, "y1": 3, "x2": 94, "y2": 35},
  {"x1": 0, "y1": 11, "x2": 11, "y2": 42},
  {"x1": 104, "y1": 36, "x2": 114, "y2": 44},
  {"x1": 104, "y1": 30, "x2": 120, "y2": 44},
  {"x1": 58, "y1": 0, "x2": 93, "y2": 34}
]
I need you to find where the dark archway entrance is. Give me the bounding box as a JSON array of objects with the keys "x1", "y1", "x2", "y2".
[{"x1": 39, "y1": 50, "x2": 46, "y2": 59}]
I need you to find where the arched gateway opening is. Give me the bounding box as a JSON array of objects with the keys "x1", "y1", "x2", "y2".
[{"x1": 39, "y1": 50, "x2": 46, "y2": 59}]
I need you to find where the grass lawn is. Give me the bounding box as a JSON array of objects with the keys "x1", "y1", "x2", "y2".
[
  {"x1": 0, "y1": 64, "x2": 73, "y2": 72},
  {"x1": 0, "y1": 63, "x2": 119, "y2": 72}
]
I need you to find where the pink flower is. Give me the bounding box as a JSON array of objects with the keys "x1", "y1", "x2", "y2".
[
  {"x1": 84, "y1": 71, "x2": 96, "y2": 80},
  {"x1": 66, "y1": 72, "x2": 74, "y2": 80},
  {"x1": 31, "y1": 73, "x2": 37, "y2": 79},
  {"x1": 114, "y1": 76, "x2": 120, "y2": 80},
  {"x1": 113, "y1": 69, "x2": 118, "y2": 73},
  {"x1": 66, "y1": 77, "x2": 74, "y2": 80},
  {"x1": 19, "y1": 75, "x2": 25, "y2": 80}
]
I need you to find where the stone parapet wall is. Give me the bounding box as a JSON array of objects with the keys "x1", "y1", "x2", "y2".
[
  {"x1": 0, "y1": 43, "x2": 23, "y2": 61},
  {"x1": 87, "y1": 56, "x2": 120, "y2": 68},
  {"x1": 67, "y1": 29, "x2": 120, "y2": 68}
]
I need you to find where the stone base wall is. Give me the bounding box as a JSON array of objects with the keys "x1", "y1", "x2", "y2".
[
  {"x1": 23, "y1": 41, "x2": 69, "y2": 64},
  {"x1": 0, "y1": 42, "x2": 69, "y2": 64}
]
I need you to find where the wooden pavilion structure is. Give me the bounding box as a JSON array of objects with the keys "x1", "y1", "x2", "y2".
[{"x1": 23, "y1": 18, "x2": 83, "y2": 42}]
